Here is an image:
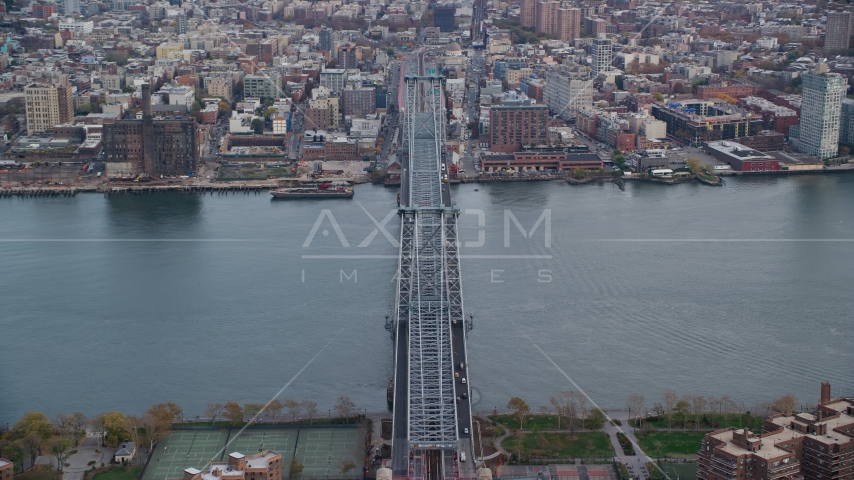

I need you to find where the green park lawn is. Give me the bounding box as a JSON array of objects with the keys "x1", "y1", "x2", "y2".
[
  {"x1": 92, "y1": 466, "x2": 141, "y2": 480},
  {"x1": 489, "y1": 414, "x2": 566, "y2": 431},
  {"x1": 502, "y1": 432, "x2": 614, "y2": 458},
  {"x1": 635, "y1": 431, "x2": 704, "y2": 458},
  {"x1": 15, "y1": 466, "x2": 60, "y2": 480},
  {"x1": 630, "y1": 413, "x2": 764, "y2": 431}
]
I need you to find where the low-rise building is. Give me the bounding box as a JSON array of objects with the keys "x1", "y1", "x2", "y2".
[
  {"x1": 705, "y1": 140, "x2": 780, "y2": 172},
  {"x1": 169, "y1": 451, "x2": 282, "y2": 480}
]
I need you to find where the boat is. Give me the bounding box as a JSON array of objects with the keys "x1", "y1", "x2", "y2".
[{"x1": 270, "y1": 182, "x2": 354, "y2": 199}]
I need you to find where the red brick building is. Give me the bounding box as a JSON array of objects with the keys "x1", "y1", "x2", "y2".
[
  {"x1": 32, "y1": 2, "x2": 56, "y2": 19},
  {"x1": 488, "y1": 104, "x2": 549, "y2": 152}
]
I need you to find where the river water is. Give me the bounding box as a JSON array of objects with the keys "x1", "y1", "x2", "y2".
[{"x1": 1, "y1": 175, "x2": 853, "y2": 424}]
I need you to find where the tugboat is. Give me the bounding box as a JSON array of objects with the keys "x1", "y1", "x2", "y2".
[{"x1": 270, "y1": 182, "x2": 354, "y2": 199}]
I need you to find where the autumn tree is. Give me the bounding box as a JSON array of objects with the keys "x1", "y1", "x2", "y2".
[
  {"x1": 267, "y1": 400, "x2": 284, "y2": 421},
  {"x1": 223, "y1": 402, "x2": 244, "y2": 426},
  {"x1": 204, "y1": 403, "x2": 223, "y2": 422},
  {"x1": 334, "y1": 396, "x2": 356, "y2": 421},
  {"x1": 149, "y1": 403, "x2": 182, "y2": 425},
  {"x1": 289, "y1": 457, "x2": 304, "y2": 479},
  {"x1": 140, "y1": 413, "x2": 167, "y2": 451},
  {"x1": 284, "y1": 400, "x2": 302, "y2": 422},
  {"x1": 771, "y1": 394, "x2": 797, "y2": 416},
  {"x1": 507, "y1": 397, "x2": 530, "y2": 430},
  {"x1": 663, "y1": 390, "x2": 678, "y2": 430},
  {"x1": 2, "y1": 442, "x2": 25, "y2": 472},
  {"x1": 123, "y1": 415, "x2": 143, "y2": 451},
  {"x1": 301, "y1": 401, "x2": 318, "y2": 424},
  {"x1": 14, "y1": 412, "x2": 53, "y2": 440},
  {"x1": 244, "y1": 403, "x2": 265, "y2": 420},
  {"x1": 101, "y1": 412, "x2": 129, "y2": 447}
]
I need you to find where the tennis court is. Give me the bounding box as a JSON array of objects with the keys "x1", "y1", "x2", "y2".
[
  {"x1": 293, "y1": 429, "x2": 364, "y2": 479},
  {"x1": 143, "y1": 430, "x2": 229, "y2": 480},
  {"x1": 226, "y1": 430, "x2": 298, "y2": 458}
]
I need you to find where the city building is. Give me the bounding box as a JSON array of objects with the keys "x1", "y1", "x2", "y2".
[
  {"x1": 64, "y1": 0, "x2": 79, "y2": 14},
  {"x1": 536, "y1": 1, "x2": 559, "y2": 38},
  {"x1": 557, "y1": 8, "x2": 581, "y2": 42},
  {"x1": 488, "y1": 104, "x2": 549, "y2": 152},
  {"x1": 301, "y1": 133, "x2": 357, "y2": 160},
  {"x1": 592, "y1": 38, "x2": 612, "y2": 76},
  {"x1": 169, "y1": 451, "x2": 282, "y2": 480},
  {"x1": 698, "y1": 383, "x2": 854, "y2": 480},
  {"x1": 207, "y1": 78, "x2": 232, "y2": 103},
  {"x1": 797, "y1": 71, "x2": 847, "y2": 159},
  {"x1": 114, "y1": 443, "x2": 136, "y2": 463},
  {"x1": 32, "y1": 2, "x2": 56, "y2": 20},
  {"x1": 342, "y1": 88, "x2": 376, "y2": 117},
  {"x1": 319, "y1": 27, "x2": 339, "y2": 52},
  {"x1": 520, "y1": 0, "x2": 537, "y2": 28},
  {"x1": 434, "y1": 3, "x2": 456, "y2": 32},
  {"x1": 320, "y1": 69, "x2": 353, "y2": 94},
  {"x1": 244, "y1": 73, "x2": 282, "y2": 99},
  {"x1": 176, "y1": 14, "x2": 187, "y2": 35},
  {"x1": 705, "y1": 140, "x2": 780, "y2": 171},
  {"x1": 25, "y1": 78, "x2": 74, "y2": 135},
  {"x1": 825, "y1": 10, "x2": 852, "y2": 51},
  {"x1": 480, "y1": 147, "x2": 602, "y2": 172},
  {"x1": 101, "y1": 84, "x2": 198, "y2": 177},
  {"x1": 839, "y1": 99, "x2": 854, "y2": 147},
  {"x1": 337, "y1": 43, "x2": 357, "y2": 70},
  {"x1": 544, "y1": 63, "x2": 593, "y2": 121},
  {"x1": 651, "y1": 101, "x2": 764, "y2": 146},
  {"x1": 0, "y1": 458, "x2": 13, "y2": 480}
]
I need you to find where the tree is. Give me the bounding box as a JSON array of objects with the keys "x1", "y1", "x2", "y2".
[
  {"x1": 262, "y1": 107, "x2": 277, "y2": 119},
  {"x1": 651, "y1": 92, "x2": 664, "y2": 102},
  {"x1": 692, "y1": 396, "x2": 707, "y2": 429},
  {"x1": 267, "y1": 400, "x2": 284, "y2": 421},
  {"x1": 219, "y1": 101, "x2": 231, "y2": 117},
  {"x1": 101, "y1": 412, "x2": 128, "y2": 447},
  {"x1": 549, "y1": 397, "x2": 562, "y2": 429},
  {"x1": 51, "y1": 438, "x2": 72, "y2": 475},
  {"x1": 577, "y1": 395, "x2": 588, "y2": 429},
  {"x1": 2, "y1": 442, "x2": 25, "y2": 472},
  {"x1": 244, "y1": 403, "x2": 265, "y2": 420},
  {"x1": 301, "y1": 401, "x2": 318, "y2": 424},
  {"x1": 687, "y1": 157, "x2": 701, "y2": 173},
  {"x1": 284, "y1": 400, "x2": 302, "y2": 422},
  {"x1": 587, "y1": 408, "x2": 607, "y2": 429},
  {"x1": 673, "y1": 400, "x2": 691, "y2": 428},
  {"x1": 140, "y1": 413, "x2": 167, "y2": 451},
  {"x1": 148, "y1": 402, "x2": 182, "y2": 425},
  {"x1": 21, "y1": 434, "x2": 41, "y2": 470},
  {"x1": 771, "y1": 394, "x2": 797, "y2": 416},
  {"x1": 223, "y1": 402, "x2": 244, "y2": 426},
  {"x1": 560, "y1": 391, "x2": 577, "y2": 436},
  {"x1": 53, "y1": 414, "x2": 73, "y2": 438},
  {"x1": 204, "y1": 403, "x2": 223, "y2": 422},
  {"x1": 119, "y1": 415, "x2": 136, "y2": 445},
  {"x1": 627, "y1": 393, "x2": 645, "y2": 427},
  {"x1": 14, "y1": 412, "x2": 53, "y2": 440},
  {"x1": 507, "y1": 397, "x2": 530, "y2": 430},
  {"x1": 334, "y1": 396, "x2": 356, "y2": 421},
  {"x1": 251, "y1": 118, "x2": 264, "y2": 134},
  {"x1": 69, "y1": 412, "x2": 87, "y2": 436},
  {"x1": 663, "y1": 390, "x2": 678, "y2": 430},
  {"x1": 289, "y1": 457, "x2": 304, "y2": 479},
  {"x1": 720, "y1": 395, "x2": 736, "y2": 427}
]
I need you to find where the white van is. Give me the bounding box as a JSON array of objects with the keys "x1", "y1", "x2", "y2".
[{"x1": 460, "y1": 452, "x2": 467, "y2": 462}]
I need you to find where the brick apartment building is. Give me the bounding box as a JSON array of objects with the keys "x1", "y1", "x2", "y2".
[
  {"x1": 488, "y1": 104, "x2": 549, "y2": 152},
  {"x1": 170, "y1": 451, "x2": 282, "y2": 480},
  {"x1": 301, "y1": 135, "x2": 357, "y2": 160},
  {"x1": 698, "y1": 383, "x2": 854, "y2": 480},
  {"x1": 341, "y1": 88, "x2": 376, "y2": 117},
  {"x1": 0, "y1": 458, "x2": 13, "y2": 480}
]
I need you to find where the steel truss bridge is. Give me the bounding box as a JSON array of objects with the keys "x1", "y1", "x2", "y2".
[{"x1": 389, "y1": 71, "x2": 476, "y2": 480}]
